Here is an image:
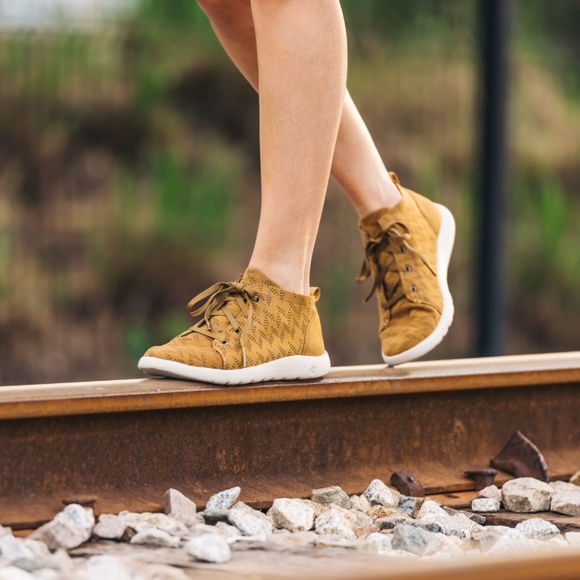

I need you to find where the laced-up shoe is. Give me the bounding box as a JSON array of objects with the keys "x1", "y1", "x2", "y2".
[
  {"x1": 138, "y1": 268, "x2": 331, "y2": 384},
  {"x1": 357, "y1": 173, "x2": 455, "y2": 365}
]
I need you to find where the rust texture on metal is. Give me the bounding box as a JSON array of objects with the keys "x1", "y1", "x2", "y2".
[
  {"x1": 1, "y1": 351, "x2": 579, "y2": 420},
  {"x1": 61, "y1": 495, "x2": 98, "y2": 508},
  {"x1": 390, "y1": 471, "x2": 425, "y2": 497},
  {"x1": 490, "y1": 430, "x2": 549, "y2": 481},
  {"x1": 464, "y1": 467, "x2": 498, "y2": 490},
  {"x1": 0, "y1": 352, "x2": 579, "y2": 530}
]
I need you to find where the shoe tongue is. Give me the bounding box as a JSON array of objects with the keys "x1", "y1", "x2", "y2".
[
  {"x1": 359, "y1": 189, "x2": 408, "y2": 239},
  {"x1": 200, "y1": 268, "x2": 274, "y2": 335}
]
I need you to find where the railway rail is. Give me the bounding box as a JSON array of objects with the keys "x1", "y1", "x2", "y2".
[{"x1": 1, "y1": 351, "x2": 580, "y2": 578}]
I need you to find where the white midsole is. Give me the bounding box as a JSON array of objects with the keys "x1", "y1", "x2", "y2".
[
  {"x1": 138, "y1": 352, "x2": 331, "y2": 385},
  {"x1": 382, "y1": 203, "x2": 456, "y2": 366}
]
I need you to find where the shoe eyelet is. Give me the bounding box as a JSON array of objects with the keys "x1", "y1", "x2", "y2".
[
  {"x1": 400, "y1": 246, "x2": 406, "y2": 254},
  {"x1": 405, "y1": 265, "x2": 411, "y2": 273},
  {"x1": 221, "y1": 339, "x2": 229, "y2": 345},
  {"x1": 253, "y1": 296, "x2": 261, "y2": 304},
  {"x1": 411, "y1": 285, "x2": 417, "y2": 293},
  {"x1": 234, "y1": 328, "x2": 241, "y2": 334}
]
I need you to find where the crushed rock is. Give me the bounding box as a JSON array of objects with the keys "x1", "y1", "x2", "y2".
[
  {"x1": 185, "y1": 534, "x2": 231, "y2": 564},
  {"x1": 206, "y1": 487, "x2": 241, "y2": 511},
  {"x1": 15, "y1": 475, "x2": 580, "y2": 576},
  {"x1": 551, "y1": 487, "x2": 580, "y2": 516},
  {"x1": 269, "y1": 498, "x2": 314, "y2": 532},
  {"x1": 363, "y1": 479, "x2": 396, "y2": 508},
  {"x1": 501, "y1": 478, "x2": 552, "y2": 513}
]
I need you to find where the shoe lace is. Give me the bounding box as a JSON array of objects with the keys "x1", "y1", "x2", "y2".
[
  {"x1": 182, "y1": 281, "x2": 260, "y2": 368},
  {"x1": 357, "y1": 221, "x2": 436, "y2": 309}
]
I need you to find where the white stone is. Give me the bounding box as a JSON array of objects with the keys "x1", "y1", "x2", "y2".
[
  {"x1": 471, "y1": 498, "x2": 500, "y2": 512},
  {"x1": 417, "y1": 500, "x2": 482, "y2": 540},
  {"x1": 397, "y1": 496, "x2": 419, "y2": 517},
  {"x1": 570, "y1": 471, "x2": 580, "y2": 486},
  {"x1": 365, "y1": 532, "x2": 393, "y2": 554},
  {"x1": 29, "y1": 505, "x2": 94, "y2": 550},
  {"x1": 485, "y1": 529, "x2": 542, "y2": 555},
  {"x1": 349, "y1": 495, "x2": 372, "y2": 515},
  {"x1": 93, "y1": 514, "x2": 127, "y2": 540},
  {"x1": 269, "y1": 498, "x2": 314, "y2": 532},
  {"x1": 213, "y1": 522, "x2": 242, "y2": 544},
  {"x1": 472, "y1": 525, "x2": 512, "y2": 550},
  {"x1": 417, "y1": 500, "x2": 448, "y2": 522},
  {"x1": 501, "y1": 478, "x2": 552, "y2": 513},
  {"x1": 442, "y1": 513, "x2": 483, "y2": 541},
  {"x1": 565, "y1": 531, "x2": 580, "y2": 547},
  {"x1": 363, "y1": 479, "x2": 395, "y2": 508},
  {"x1": 86, "y1": 555, "x2": 133, "y2": 580},
  {"x1": 391, "y1": 524, "x2": 439, "y2": 556},
  {"x1": 43, "y1": 549, "x2": 74, "y2": 576},
  {"x1": 0, "y1": 527, "x2": 12, "y2": 538},
  {"x1": 0, "y1": 567, "x2": 34, "y2": 580},
  {"x1": 130, "y1": 528, "x2": 180, "y2": 548},
  {"x1": 206, "y1": 487, "x2": 241, "y2": 511},
  {"x1": 228, "y1": 504, "x2": 273, "y2": 537},
  {"x1": 350, "y1": 510, "x2": 377, "y2": 538},
  {"x1": 544, "y1": 535, "x2": 568, "y2": 550},
  {"x1": 164, "y1": 489, "x2": 197, "y2": 521},
  {"x1": 474, "y1": 485, "x2": 502, "y2": 502},
  {"x1": 185, "y1": 534, "x2": 231, "y2": 564},
  {"x1": 120, "y1": 512, "x2": 188, "y2": 536},
  {"x1": 62, "y1": 504, "x2": 94, "y2": 531},
  {"x1": 310, "y1": 486, "x2": 351, "y2": 509},
  {"x1": 551, "y1": 487, "x2": 580, "y2": 516},
  {"x1": 515, "y1": 518, "x2": 560, "y2": 541},
  {"x1": 550, "y1": 481, "x2": 578, "y2": 492},
  {"x1": 0, "y1": 536, "x2": 48, "y2": 572},
  {"x1": 314, "y1": 507, "x2": 356, "y2": 540},
  {"x1": 298, "y1": 499, "x2": 327, "y2": 519}
]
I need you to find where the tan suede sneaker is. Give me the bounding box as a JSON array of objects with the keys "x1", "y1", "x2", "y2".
[
  {"x1": 138, "y1": 268, "x2": 331, "y2": 384},
  {"x1": 358, "y1": 173, "x2": 455, "y2": 365}
]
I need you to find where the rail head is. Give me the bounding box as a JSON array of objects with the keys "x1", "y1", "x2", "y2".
[{"x1": 1, "y1": 351, "x2": 579, "y2": 419}]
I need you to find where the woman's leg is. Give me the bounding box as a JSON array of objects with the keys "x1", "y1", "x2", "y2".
[
  {"x1": 195, "y1": 0, "x2": 456, "y2": 367},
  {"x1": 247, "y1": 0, "x2": 347, "y2": 295},
  {"x1": 197, "y1": 0, "x2": 402, "y2": 222},
  {"x1": 139, "y1": 0, "x2": 347, "y2": 382}
]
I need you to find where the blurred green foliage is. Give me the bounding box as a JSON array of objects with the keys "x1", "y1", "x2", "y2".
[{"x1": 0, "y1": 0, "x2": 578, "y2": 384}]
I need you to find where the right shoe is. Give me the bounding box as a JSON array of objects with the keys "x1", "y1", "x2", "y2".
[
  {"x1": 138, "y1": 268, "x2": 331, "y2": 385},
  {"x1": 357, "y1": 173, "x2": 456, "y2": 366}
]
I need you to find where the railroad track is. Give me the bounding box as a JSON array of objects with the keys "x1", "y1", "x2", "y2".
[{"x1": 1, "y1": 351, "x2": 580, "y2": 578}]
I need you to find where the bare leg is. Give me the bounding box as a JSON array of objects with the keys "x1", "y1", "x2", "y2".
[
  {"x1": 197, "y1": 0, "x2": 401, "y2": 219},
  {"x1": 229, "y1": 0, "x2": 346, "y2": 294}
]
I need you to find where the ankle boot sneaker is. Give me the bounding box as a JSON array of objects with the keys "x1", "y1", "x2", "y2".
[
  {"x1": 357, "y1": 173, "x2": 455, "y2": 365},
  {"x1": 138, "y1": 268, "x2": 331, "y2": 384}
]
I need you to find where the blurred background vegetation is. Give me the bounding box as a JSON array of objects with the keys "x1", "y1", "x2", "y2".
[{"x1": 0, "y1": 0, "x2": 579, "y2": 385}]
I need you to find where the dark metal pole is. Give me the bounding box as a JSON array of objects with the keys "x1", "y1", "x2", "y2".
[{"x1": 476, "y1": 0, "x2": 511, "y2": 356}]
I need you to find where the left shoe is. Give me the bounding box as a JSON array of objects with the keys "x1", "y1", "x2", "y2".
[
  {"x1": 357, "y1": 173, "x2": 456, "y2": 365},
  {"x1": 138, "y1": 268, "x2": 331, "y2": 385}
]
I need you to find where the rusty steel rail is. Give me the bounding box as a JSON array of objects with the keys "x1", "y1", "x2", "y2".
[{"x1": 1, "y1": 352, "x2": 579, "y2": 530}]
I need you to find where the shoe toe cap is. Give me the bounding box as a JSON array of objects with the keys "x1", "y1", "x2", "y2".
[{"x1": 380, "y1": 306, "x2": 440, "y2": 357}]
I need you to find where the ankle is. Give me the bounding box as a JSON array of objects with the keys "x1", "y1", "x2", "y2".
[
  {"x1": 247, "y1": 260, "x2": 309, "y2": 296},
  {"x1": 356, "y1": 172, "x2": 402, "y2": 218}
]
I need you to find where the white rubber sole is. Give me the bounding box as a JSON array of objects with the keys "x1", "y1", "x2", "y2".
[
  {"x1": 382, "y1": 203, "x2": 456, "y2": 366},
  {"x1": 138, "y1": 352, "x2": 331, "y2": 385}
]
